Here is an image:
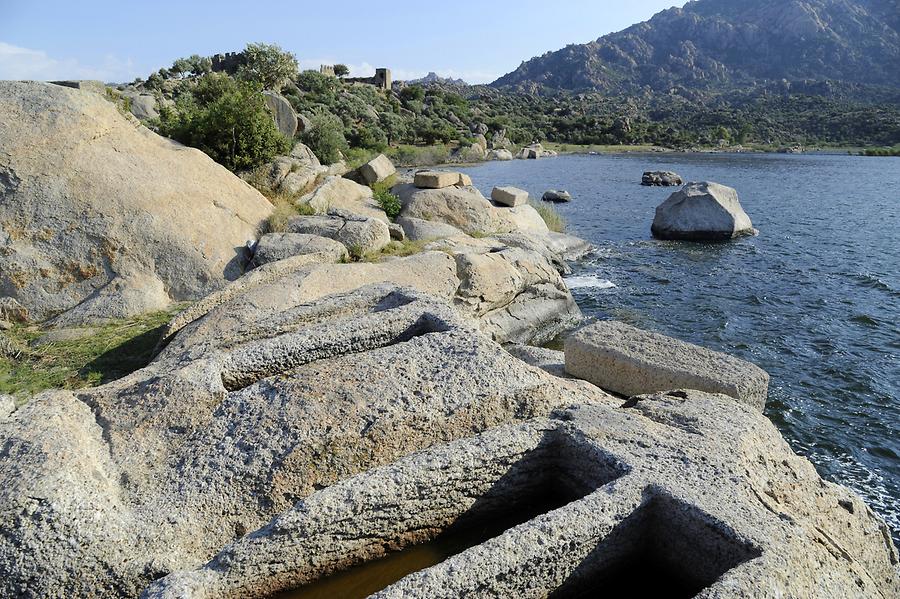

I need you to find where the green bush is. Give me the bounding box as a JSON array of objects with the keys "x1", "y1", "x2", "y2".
[
  {"x1": 237, "y1": 42, "x2": 298, "y2": 92},
  {"x1": 157, "y1": 73, "x2": 291, "y2": 172},
  {"x1": 372, "y1": 176, "x2": 401, "y2": 219},
  {"x1": 301, "y1": 114, "x2": 349, "y2": 164}
]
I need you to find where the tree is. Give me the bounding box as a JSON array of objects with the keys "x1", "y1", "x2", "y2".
[
  {"x1": 301, "y1": 114, "x2": 349, "y2": 164},
  {"x1": 171, "y1": 58, "x2": 192, "y2": 79},
  {"x1": 333, "y1": 64, "x2": 350, "y2": 79},
  {"x1": 237, "y1": 42, "x2": 299, "y2": 92},
  {"x1": 157, "y1": 73, "x2": 291, "y2": 172},
  {"x1": 188, "y1": 54, "x2": 212, "y2": 76}
]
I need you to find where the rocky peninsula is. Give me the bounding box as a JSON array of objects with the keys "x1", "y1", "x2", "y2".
[{"x1": 0, "y1": 81, "x2": 898, "y2": 599}]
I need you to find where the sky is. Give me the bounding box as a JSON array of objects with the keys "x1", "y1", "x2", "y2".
[{"x1": 0, "y1": 1, "x2": 684, "y2": 84}]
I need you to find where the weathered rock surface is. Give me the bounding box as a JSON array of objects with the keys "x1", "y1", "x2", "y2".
[
  {"x1": 120, "y1": 90, "x2": 159, "y2": 120},
  {"x1": 354, "y1": 153, "x2": 396, "y2": 185},
  {"x1": 492, "y1": 186, "x2": 529, "y2": 207},
  {"x1": 651, "y1": 181, "x2": 756, "y2": 241},
  {"x1": 0, "y1": 297, "x2": 28, "y2": 323},
  {"x1": 0, "y1": 81, "x2": 272, "y2": 324},
  {"x1": 298, "y1": 176, "x2": 386, "y2": 221},
  {"x1": 487, "y1": 149, "x2": 514, "y2": 161},
  {"x1": 248, "y1": 233, "x2": 348, "y2": 268},
  {"x1": 542, "y1": 190, "x2": 572, "y2": 202},
  {"x1": 516, "y1": 143, "x2": 557, "y2": 159},
  {"x1": 395, "y1": 184, "x2": 501, "y2": 235},
  {"x1": 565, "y1": 320, "x2": 770, "y2": 410},
  {"x1": 262, "y1": 91, "x2": 298, "y2": 139},
  {"x1": 413, "y1": 171, "x2": 466, "y2": 189},
  {"x1": 396, "y1": 216, "x2": 464, "y2": 241},
  {"x1": 145, "y1": 389, "x2": 899, "y2": 599},
  {"x1": 494, "y1": 204, "x2": 549, "y2": 234},
  {"x1": 642, "y1": 171, "x2": 683, "y2": 186},
  {"x1": 286, "y1": 212, "x2": 390, "y2": 258}
]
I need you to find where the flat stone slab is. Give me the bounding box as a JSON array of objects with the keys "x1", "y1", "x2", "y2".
[
  {"x1": 414, "y1": 171, "x2": 463, "y2": 189},
  {"x1": 492, "y1": 186, "x2": 529, "y2": 207},
  {"x1": 564, "y1": 321, "x2": 769, "y2": 410}
]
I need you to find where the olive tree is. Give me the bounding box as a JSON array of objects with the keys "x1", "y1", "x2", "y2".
[{"x1": 237, "y1": 42, "x2": 299, "y2": 91}]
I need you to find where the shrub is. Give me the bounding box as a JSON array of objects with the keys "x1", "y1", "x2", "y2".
[
  {"x1": 372, "y1": 176, "x2": 401, "y2": 219},
  {"x1": 334, "y1": 64, "x2": 350, "y2": 78},
  {"x1": 301, "y1": 114, "x2": 349, "y2": 164},
  {"x1": 157, "y1": 73, "x2": 291, "y2": 172},
  {"x1": 237, "y1": 42, "x2": 298, "y2": 92},
  {"x1": 529, "y1": 200, "x2": 566, "y2": 233}
]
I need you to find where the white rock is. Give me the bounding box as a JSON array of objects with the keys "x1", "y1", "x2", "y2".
[
  {"x1": 651, "y1": 181, "x2": 756, "y2": 241},
  {"x1": 491, "y1": 186, "x2": 529, "y2": 207}
]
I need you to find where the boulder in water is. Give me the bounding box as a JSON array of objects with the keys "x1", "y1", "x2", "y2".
[
  {"x1": 542, "y1": 190, "x2": 572, "y2": 203},
  {"x1": 642, "y1": 171, "x2": 683, "y2": 186},
  {"x1": 651, "y1": 181, "x2": 756, "y2": 241}
]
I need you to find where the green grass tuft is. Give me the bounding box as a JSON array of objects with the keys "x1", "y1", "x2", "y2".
[
  {"x1": 0, "y1": 306, "x2": 185, "y2": 400},
  {"x1": 529, "y1": 200, "x2": 566, "y2": 233}
]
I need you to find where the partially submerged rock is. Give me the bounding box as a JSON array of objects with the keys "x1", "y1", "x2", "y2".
[
  {"x1": 642, "y1": 171, "x2": 683, "y2": 186},
  {"x1": 0, "y1": 81, "x2": 272, "y2": 324},
  {"x1": 564, "y1": 320, "x2": 770, "y2": 410},
  {"x1": 542, "y1": 190, "x2": 572, "y2": 202},
  {"x1": 651, "y1": 181, "x2": 756, "y2": 241}
]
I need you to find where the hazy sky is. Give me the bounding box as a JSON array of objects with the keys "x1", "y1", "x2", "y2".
[{"x1": 0, "y1": 0, "x2": 684, "y2": 84}]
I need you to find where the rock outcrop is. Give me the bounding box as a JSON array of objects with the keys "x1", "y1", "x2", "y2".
[
  {"x1": 0, "y1": 81, "x2": 273, "y2": 324},
  {"x1": 488, "y1": 149, "x2": 514, "y2": 161},
  {"x1": 641, "y1": 171, "x2": 683, "y2": 186},
  {"x1": 262, "y1": 91, "x2": 298, "y2": 139},
  {"x1": 286, "y1": 212, "x2": 390, "y2": 258},
  {"x1": 298, "y1": 176, "x2": 386, "y2": 221},
  {"x1": 353, "y1": 153, "x2": 396, "y2": 185},
  {"x1": 248, "y1": 233, "x2": 348, "y2": 268},
  {"x1": 565, "y1": 320, "x2": 770, "y2": 411},
  {"x1": 395, "y1": 184, "x2": 502, "y2": 235},
  {"x1": 517, "y1": 143, "x2": 557, "y2": 159},
  {"x1": 651, "y1": 181, "x2": 756, "y2": 241}
]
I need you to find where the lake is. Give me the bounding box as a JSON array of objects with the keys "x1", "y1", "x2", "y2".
[{"x1": 460, "y1": 152, "x2": 900, "y2": 543}]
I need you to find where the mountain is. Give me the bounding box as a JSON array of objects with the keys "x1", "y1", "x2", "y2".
[
  {"x1": 407, "y1": 72, "x2": 469, "y2": 87},
  {"x1": 492, "y1": 0, "x2": 900, "y2": 91}
]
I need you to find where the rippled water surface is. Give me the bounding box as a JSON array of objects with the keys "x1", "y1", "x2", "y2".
[{"x1": 461, "y1": 153, "x2": 900, "y2": 542}]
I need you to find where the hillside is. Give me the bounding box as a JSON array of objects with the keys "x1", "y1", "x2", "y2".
[{"x1": 492, "y1": 0, "x2": 900, "y2": 91}]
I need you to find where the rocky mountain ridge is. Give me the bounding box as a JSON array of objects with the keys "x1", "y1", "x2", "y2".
[{"x1": 492, "y1": 0, "x2": 900, "y2": 92}]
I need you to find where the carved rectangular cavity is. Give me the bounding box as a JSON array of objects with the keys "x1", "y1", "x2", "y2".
[
  {"x1": 550, "y1": 488, "x2": 762, "y2": 598},
  {"x1": 275, "y1": 431, "x2": 628, "y2": 599}
]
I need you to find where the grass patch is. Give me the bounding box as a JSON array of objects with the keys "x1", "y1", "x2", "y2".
[
  {"x1": 529, "y1": 200, "x2": 566, "y2": 233},
  {"x1": 0, "y1": 306, "x2": 185, "y2": 399},
  {"x1": 360, "y1": 239, "x2": 429, "y2": 262},
  {"x1": 386, "y1": 144, "x2": 453, "y2": 167}
]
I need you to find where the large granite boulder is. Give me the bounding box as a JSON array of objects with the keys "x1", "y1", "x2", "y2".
[
  {"x1": 488, "y1": 149, "x2": 514, "y2": 161},
  {"x1": 120, "y1": 90, "x2": 159, "y2": 120},
  {"x1": 651, "y1": 181, "x2": 756, "y2": 241},
  {"x1": 565, "y1": 320, "x2": 770, "y2": 410},
  {"x1": 262, "y1": 91, "x2": 298, "y2": 139},
  {"x1": 395, "y1": 183, "x2": 502, "y2": 235},
  {"x1": 396, "y1": 216, "x2": 464, "y2": 241},
  {"x1": 413, "y1": 171, "x2": 468, "y2": 189},
  {"x1": 492, "y1": 186, "x2": 529, "y2": 207},
  {"x1": 0, "y1": 81, "x2": 272, "y2": 325},
  {"x1": 298, "y1": 176, "x2": 386, "y2": 221},
  {"x1": 354, "y1": 154, "x2": 396, "y2": 185},
  {"x1": 249, "y1": 233, "x2": 348, "y2": 268},
  {"x1": 287, "y1": 212, "x2": 390, "y2": 257}
]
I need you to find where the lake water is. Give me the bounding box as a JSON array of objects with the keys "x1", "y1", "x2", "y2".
[{"x1": 460, "y1": 153, "x2": 900, "y2": 543}]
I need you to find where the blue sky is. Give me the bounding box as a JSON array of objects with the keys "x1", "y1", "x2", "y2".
[{"x1": 0, "y1": 0, "x2": 684, "y2": 84}]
